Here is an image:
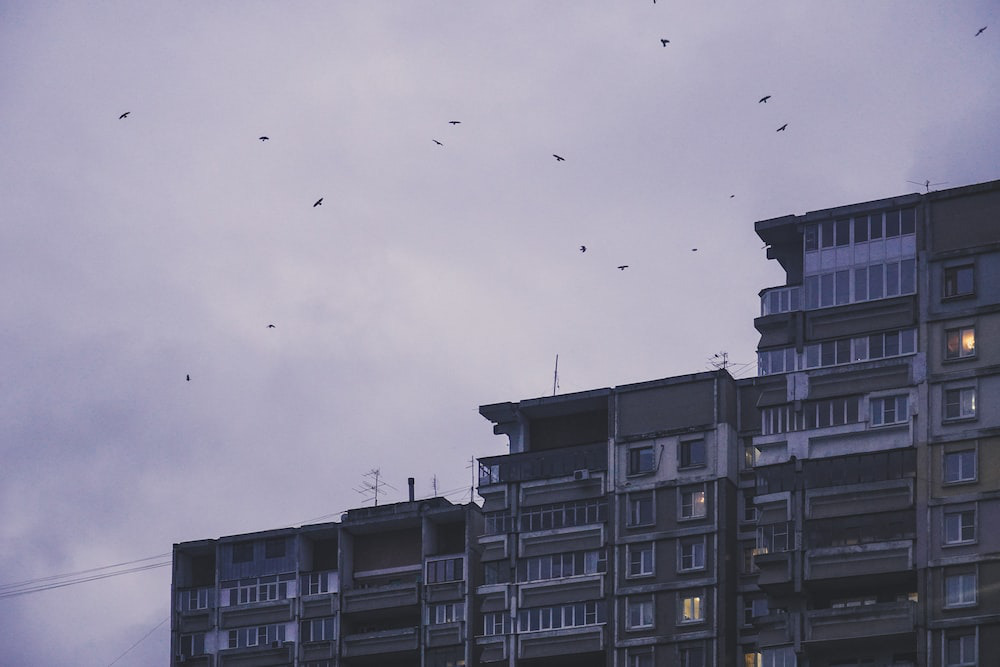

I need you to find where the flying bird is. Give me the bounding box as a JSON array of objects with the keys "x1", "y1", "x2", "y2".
[
  {"x1": 976, "y1": 26, "x2": 987, "y2": 36},
  {"x1": 730, "y1": 194, "x2": 735, "y2": 198},
  {"x1": 776, "y1": 123, "x2": 788, "y2": 132},
  {"x1": 759, "y1": 95, "x2": 771, "y2": 103},
  {"x1": 433, "y1": 139, "x2": 443, "y2": 146},
  {"x1": 259, "y1": 136, "x2": 269, "y2": 141},
  {"x1": 617, "y1": 265, "x2": 629, "y2": 271},
  {"x1": 580, "y1": 245, "x2": 587, "y2": 253},
  {"x1": 553, "y1": 154, "x2": 565, "y2": 161},
  {"x1": 267, "y1": 324, "x2": 276, "y2": 328},
  {"x1": 691, "y1": 248, "x2": 698, "y2": 252},
  {"x1": 186, "y1": 374, "x2": 190, "y2": 381},
  {"x1": 661, "y1": 39, "x2": 670, "y2": 46},
  {"x1": 313, "y1": 198, "x2": 323, "y2": 207},
  {"x1": 119, "y1": 112, "x2": 129, "y2": 119},
  {"x1": 448, "y1": 120, "x2": 461, "y2": 125}
]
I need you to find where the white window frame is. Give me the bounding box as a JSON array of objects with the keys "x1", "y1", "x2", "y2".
[
  {"x1": 944, "y1": 629, "x2": 977, "y2": 666},
  {"x1": 943, "y1": 508, "x2": 976, "y2": 546},
  {"x1": 626, "y1": 597, "x2": 654, "y2": 630},
  {"x1": 944, "y1": 449, "x2": 977, "y2": 484},
  {"x1": 944, "y1": 386, "x2": 977, "y2": 421},
  {"x1": 871, "y1": 394, "x2": 908, "y2": 426},
  {"x1": 944, "y1": 571, "x2": 977, "y2": 608},
  {"x1": 626, "y1": 542, "x2": 655, "y2": 578},
  {"x1": 679, "y1": 485, "x2": 707, "y2": 520},
  {"x1": 679, "y1": 592, "x2": 704, "y2": 624},
  {"x1": 679, "y1": 537, "x2": 706, "y2": 572},
  {"x1": 945, "y1": 326, "x2": 976, "y2": 360},
  {"x1": 628, "y1": 493, "x2": 654, "y2": 527}
]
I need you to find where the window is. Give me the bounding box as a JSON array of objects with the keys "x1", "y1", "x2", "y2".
[
  {"x1": 871, "y1": 395, "x2": 908, "y2": 426},
  {"x1": 179, "y1": 587, "x2": 212, "y2": 611},
  {"x1": 681, "y1": 645, "x2": 706, "y2": 667},
  {"x1": 179, "y1": 633, "x2": 205, "y2": 657},
  {"x1": 427, "y1": 557, "x2": 463, "y2": 584},
  {"x1": 944, "y1": 265, "x2": 974, "y2": 298},
  {"x1": 743, "y1": 597, "x2": 768, "y2": 625},
  {"x1": 680, "y1": 439, "x2": 706, "y2": 468},
  {"x1": 303, "y1": 572, "x2": 329, "y2": 595},
  {"x1": 518, "y1": 549, "x2": 606, "y2": 582},
  {"x1": 756, "y1": 522, "x2": 791, "y2": 554},
  {"x1": 517, "y1": 601, "x2": 606, "y2": 632},
  {"x1": 944, "y1": 387, "x2": 976, "y2": 420},
  {"x1": 945, "y1": 631, "x2": 976, "y2": 666},
  {"x1": 680, "y1": 486, "x2": 707, "y2": 519},
  {"x1": 228, "y1": 623, "x2": 285, "y2": 648},
  {"x1": 224, "y1": 574, "x2": 293, "y2": 606},
  {"x1": 628, "y1": 494, "x2": 654, "y2": 526},
  {"x1": 680, "y1": 593, "x2": 704, "y2": 623},
  {"x1": 629, "y1": 446, "x2": 656, "y2": 474},
  {"x1": 679, "y1": 538, "x2": 705, "y2": 571},
  {"x1": 945, "y1": 327, "x2": 976, "y2": 360},
  {"x1": 429, "y1": 602, "x2": 465, "y2": 624},
  {"x1": 482, "y1": 612, "x2": 509, "y2": 636},
  {"x1": 483, "y1": 510, "x2": 514, "y2": 535},
  {"x1": 761, "y1": 646, "x2": 796, "y2": 667},
  {"x1": 944, "y1": 572, "x2": 977, "y2": 607},
  {"x1": 944, "y1": 510, "x2": 976, "y2": 545},
  {"x1": 627, "y1": 542, "x2": 654, "y2": 577},
  {"x1": 630, "y1": 649, "x2": 654, "y2": 667},
  {"x1": 520, "y1": 498, "x2": 607, "y2": 531},
  {"x1": 627, "y1": 597, "x2": 654, "y2": 630},
  {"x1": 232, "y1": 542, "x2": 253, "y2": 563},
  {"x1": 944, "y1": 450, "x2": 976, "y2": 483},
  {"x1": 301, "y1": 617, "x2": 336, "y2": 642},
  {"x1": 483, "y1": 561, "x2": 511, "y2": 584}
]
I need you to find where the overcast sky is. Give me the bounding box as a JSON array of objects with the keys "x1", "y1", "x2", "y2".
[{"x1": 1, "y1": 2, "x2": 998, "y2": 664}]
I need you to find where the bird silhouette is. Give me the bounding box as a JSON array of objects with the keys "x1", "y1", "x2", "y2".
[
  {"x1": 730, "y1": 194, "x2": 735, "y2": 198},
  {"x1": 691, "y1": 248, "x2": 698, "y2": 252},
  {"x1": 433, "y1": 139, "x2": 443, "y2": 146},
  {"x1": 580, "y1": 245, "x2": 587, "y2": 253},
  {"x1": 449, "y1": 120, "x2": 461, "y2": 125},
  {"x1": 617, "y1": 265, "x2": 629, "y2": 270},
  {"x1": 313, "y1": 198, "x2": 323, "y2": 207},
  {"x1": 267, "y1": 324, "x2": 276, "y2": 328},
  {"x1": 259, "y1": 136, "x2": 269, "y2": 141},
  {"x1": 976, "y1": 26, "x2": 987, "y2": 36},
  {"x1": 776, "y1": 123, "x2": 788, "y2": 132},
  {"x1": 119, "y1": 112, "x2": 129, "y2": 119},
  {"x1": 661, "y1": 39, "x2": 670, "y2": 46},
  {"x1": 186, "y1": 374, "x2": 190, "y2": 381},
  {"x1": 759, "y1": 95, "x2": 771, "y2": 103},
  {"x1": 553, "y1": 154, "x2": 565, "y2": 161}
]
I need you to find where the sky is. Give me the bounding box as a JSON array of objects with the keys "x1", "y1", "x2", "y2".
[{"x1": 1, "y1": 1, "x2": 997, "y2": 664}]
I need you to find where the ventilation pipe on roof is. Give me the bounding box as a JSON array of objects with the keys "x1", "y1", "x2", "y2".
[{"x1": 408, "y1": 477, "x2": 415, "y2": 502}]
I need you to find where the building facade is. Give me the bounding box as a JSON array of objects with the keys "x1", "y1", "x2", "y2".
[{"x1": 171, "y1": 179, "x2": 999, "y2": 666}]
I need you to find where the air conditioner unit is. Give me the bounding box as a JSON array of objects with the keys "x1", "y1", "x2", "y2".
[{"x1": 573, "y1": 469, "x2": 590, "y2": 481}]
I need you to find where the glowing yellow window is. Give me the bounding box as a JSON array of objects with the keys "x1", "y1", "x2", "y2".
[{"x1": 946, "y1": 327, "x2": 976, "y2": 359}]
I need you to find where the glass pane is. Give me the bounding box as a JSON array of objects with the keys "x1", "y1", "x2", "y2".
[{"x1": 853, "y1": 216, "x2": 869, "y2": 242}]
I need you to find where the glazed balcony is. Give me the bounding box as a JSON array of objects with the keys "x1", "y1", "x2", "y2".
[
  {"x1": 804, "y1": 601, "x2": 916, "y2": 646},
  {"x1": 479, "y1": 442, "x2": 607, "y2": 486},
  {"x1": 342, "y1": 580, "x2": 419, "y2": 615},
  {"x1": 341, "y1": 626, "x2": 419, "y2": 658}
]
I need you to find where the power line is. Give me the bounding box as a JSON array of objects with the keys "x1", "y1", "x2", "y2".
[
  {"x1": 107, "y1": 615, "x2": 169, "y2": 667},
  {"x1": 0, "y1": 555, "x2": 171, "y2": 600}
]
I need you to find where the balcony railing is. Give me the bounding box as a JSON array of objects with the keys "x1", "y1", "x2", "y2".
[{"x1": 479, "y1": 443, "x2": 607, "y2": 486}]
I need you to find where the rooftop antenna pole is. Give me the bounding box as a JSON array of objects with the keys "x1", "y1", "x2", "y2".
[
  {"x1": 710, "y1": 351, "x2": 729, "y2": 371},
  {"x1": 553, "y1": 354, "x2": 559, "y2": 396},
  {"x1": 354, "y1": 468, "x2": 395, "y2": 506},
  {"x1": 467, "y1": 456, "x2": 477, "y2": 503}
]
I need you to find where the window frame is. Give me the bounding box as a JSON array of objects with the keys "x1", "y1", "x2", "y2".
[
  {"x1": 943, "y1": 508, "x2": 976, "y2": 546},
  {"x1": 678, "y1": 537, "x2": 706, "y2": 572},
  {"x1": 627, "y1": 493, "x2": 655, "y2": 527},
  {"x1": 943, "y1": 264, "x2": 975, "y2": 299},
  {"x1": 870, "y1": 394, "x2": 909, "y2": 427},
  {"x1": 945, "y1": 326, "x2": 976, "y2": 361},
  {"x1": 943, "y1": 448, "x2": 977, "y2": 485},
  {"x1": 944, "y1": 629, "x2": 977, "y2": 667},
  {"x1": 679, "y1": 438, "x2": 706, "y2": 469},
  {"x1": 944, "y1": 571, "x2": 977, "y2": 608},
  {"x1": 626, "y1": 596, "x2": 655, "y2": 631},
  {"x1": 679, "y1": 485, "x2": 707, "y2": 520},
  {"x1": 943, "y1": 386, "x2": 977, "y2": 421},
  {"x1": 626, "y1": 542, "x2": 655, "y2": 578},
  {"x1": 679, "y1": 591, "x2": 705, "y2": 625},
  {"x1": 628, "y1": 445, "x2": 656, "y2": 475}
]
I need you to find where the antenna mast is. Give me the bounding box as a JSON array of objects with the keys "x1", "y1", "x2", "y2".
[
  {"x1": 354, "y1": 468, "x2": 395, "y2": 506},
  {"x1": 553, "y1": 354, "x2": 559, "y2": 395}
]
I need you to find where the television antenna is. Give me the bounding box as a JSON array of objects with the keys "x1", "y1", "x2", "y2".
[
  {"x1": 709, "y1": 351, "x2": 729, "y2": 371},
  {"x1": 354, "y1": 468, "x2": 396, "y2": 506},
  {"x1": 907, "y1": 179, "x2": 948, "y2": 193}
]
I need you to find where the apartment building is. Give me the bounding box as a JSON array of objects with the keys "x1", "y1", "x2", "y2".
[
  {"x1": 475, "y1": 371, "x2": 741, "y2": 667},
  {"x1": 171, "y1": 490, "x2": 481, "y2": 667},
  {"x1": 746, "y1": 179, "x2": 1000, "y2": 667},
  {"x1": 171, "y1": 178, "x2": 998, "y2": 667}
]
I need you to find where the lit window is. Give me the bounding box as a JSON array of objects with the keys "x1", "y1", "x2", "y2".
[
  {"x1": 680, "y1": 487, "x2": 707, "y2": 519},
  {"x1": 944, "y1": 265, "x2": 974, "y2": 298},
  {"x1": 627, "y1": 598, "x2": 654, "y2": 630},
  {"x1": 628, "y1": 494, "x2": 654, "y2": 526},
  {"x1": 679, "y1": 538, "x2": 705, "y2": 571},
  {"x1": 629, "y1": 446, "x2": 656, "y2": 474},
  {"x1": 871, "y1": 395, "x2": 908, "y2": 426},
  {"x1": 945, "y1": 327, "x2": 976, "y2": 359},
  {"x1": 944, "y1": 387, "x2": 976, "y2": 420},
  {"x1": 945, "y1": 631, "x2": 976, "y2": 666},
  {"x1": 944, "y1": 450, "x2": 976, "y2": 484},
  {"x1": 627, "y1": 543, "x2": 654, "y2": 577},
  {"x1": 680, "y1": 439, "x2": 706, "y2": 468},
  {"x1": 944, "y1": 510, "x2": 975, "y2": 545},
  {"x1": 680, "y1": 594, "x2": 703, "y2": 623},
  {"x1": 944, "y1": 572, "x2": 977, "y2": 607}
]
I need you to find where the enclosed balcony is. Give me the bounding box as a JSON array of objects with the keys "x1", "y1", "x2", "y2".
[
  {"x1": 804, "y1": 600, "x2": 916, "y2": 646},
  {"x1": 342, "y1": 580, "x2": 419, "y2": 615},
  {"x1": 479, "y1": 442, "x2": 607, "y2": 487},
  {"x1": 341, "y1": 626, "x2": 419, "y2": 659}
]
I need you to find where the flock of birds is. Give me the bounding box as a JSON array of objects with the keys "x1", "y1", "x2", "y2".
[{"x1": 112, "y1": 20, "x2": 990, "y2": 384}]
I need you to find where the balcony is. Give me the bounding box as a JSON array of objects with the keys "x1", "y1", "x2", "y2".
[
  {"x1": 754, "y1": 550, "x2": 793, "y2": 593},
  {"x1": 804, "y1": 601, "x2": 916, "y2": 646},
  {"x1": 754, "y1": 612, "x2": 792, "y2": 647},
  {"x1": 217, "y1": 642, "x2": 294, "y2": 667},
  {"x1": 517, "y1": 625, "x2": 605, "y2": 660},
  {"x1": 341, "y1": 627, "x2": 419, "y2": 658},
  {"x1": 760, "y1": 285, "x2": 802, "y2": 317},
  {"x1": 426, "y1": 620, "x2": 465, "y2": 647},
  {"x1": 342, "y1": 581, "x2": 419, "y2": 615},
  {"x1": 805, "y1": 541, "x2": 913, "y2": 584},
  {"x1": 479, "y1": 442, "x2": 607, "y2": 486}
]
